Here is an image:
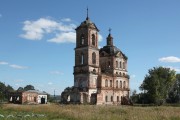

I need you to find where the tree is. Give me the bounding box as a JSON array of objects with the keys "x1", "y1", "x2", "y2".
[
  {"x1": 0, "y1": 82, "x2": 14, "y2": 101},
  {"x1": 23, "y1": 85, "x2": 35, "y2": 91},
  {"x1": 17, "y1": 87, "x2": 24, "y2": 91},
  {"x1": 140, "y1": 67, "x2": 176, "y2": 105},
  {"x1": 130, "y1": 90, "x2": 139, "y2": 103},
  {"x1": 167, "y1": 74, "x2": 180, "y2": 103}
]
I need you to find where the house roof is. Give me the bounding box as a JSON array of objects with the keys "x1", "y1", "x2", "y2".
[{"x1": 25, "y1": 90, "x2": 47, "y2": 95}]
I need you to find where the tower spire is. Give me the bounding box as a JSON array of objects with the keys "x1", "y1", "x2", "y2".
[
  {"x1": 86, "y1": 6, "x2": 89, "y2": 20},
  {"x1": 108, "y1": 28, "x2": 112, "y2": 35},
  {"x1": 107, "y1": 28, "x2": 113, "y2": 46}
]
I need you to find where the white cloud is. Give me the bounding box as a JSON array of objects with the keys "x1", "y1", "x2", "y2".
[
  {"x1": 48, "y1": 82, "x2": 53, "y2": 85},
  {"x1": 61, "y1": 18, "x2": 71, "y2": 22},
  {"x1": 20, "y1": 17, "x2": 104, "y2": 44},
  {"x1": 159, "y1": 56, "x2": 180, "y2": 63},
  {"x1": 47, "y1": 32, "x2": 76, "y2": 43},
  {"x1": 14, "y1": 79, "x2": 24, "y2": 82},
  {"x1": 130, "y1": 74, "x2": 136, "y2": 79},
  {"x1": 98, "y1": 34, "x2": 103, "y2": 42},
  {"x1": 9, "y1": 64, "x2": 28, "y2": 69},
  {"x1": 20, "y1": 18, "x2": 76, "y2": 43},
  {"x1": 174, "y1": 68, "x2": 180, "y2": 72},
  {"x1": 15, "y1": 84, "x2": 19, "y2": 86},
  {"x1": 50, "y1": 71, "x2": 64, "y2": 75},
  {"x1": 0, "y1": 61, "x2": 8, "y2": 65}
]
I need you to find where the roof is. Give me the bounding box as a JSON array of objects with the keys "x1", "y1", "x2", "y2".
[
  {"x1": 75, "y1": 17, "x2": 99, "y2": 31},
  {"x1": 24, "y1": 90, "x2": 47, "y2": 95},
  {"x1": 100, "y1": 45, "x2": 128, "y2": 60}
]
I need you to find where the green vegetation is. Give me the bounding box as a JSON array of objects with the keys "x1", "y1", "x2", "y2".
[
  {"x1": 17, "y1": 85, "x2": 35, "y2": 91},
  {"x1": 131, "y1": 67, "x2": 180, "y2": 105},
  {"x1": 0, "y1": 82, "x2": 14, "y2": 102},
  {"x1": 0, "y1": 104, "x2": 180, "y2": 120}
]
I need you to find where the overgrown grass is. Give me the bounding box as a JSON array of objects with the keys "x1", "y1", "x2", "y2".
[{"x1": 0, "y1": 103, "x2": 180, "y2": 120}]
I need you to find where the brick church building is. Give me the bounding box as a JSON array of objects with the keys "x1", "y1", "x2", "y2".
[{"x1": 61, "y1": 10, "x2": 130, "y2": 105}]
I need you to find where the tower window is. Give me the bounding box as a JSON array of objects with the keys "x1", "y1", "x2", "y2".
[
  {"x1": 92, "y1": 52, "x2": 96, "y2": 64},
  {"x1": 80, "y1": 34, "x2": 85, "y2": 45},
  {"x1": 123, "y1": 62, "x2": 125, "y2": 69},
  {"x1": 111, "y1": 96, "x2": 113, "y2": 102},
  {"x1": 120, "y1": 61, "x2": 122, "y2": 68},
  {"x1": 119, "y1": 72, "x2": 122, "y2": 76},
  {"x1": 80, "y1": 54, "x2": 84, "y2": 64},
  {"x1": 110, "y1": 80, "x2": 112, "y2": 87},
  {"x1": 117, "y1": 96, "x2": 119, "y2": 102},
  {"x1": 116, "y1": 80, "x2": 118, "y2": 88},
  {"x1": 120, "y1": 81, "x2": 122, "y2": 88},
  {"x1": 123, "y1": 81, "x2": 126, "y2": 88},
  {"x1": 108, "y1": 61, "x2": 111, "y2": 68},
  {"x1": 105, "y1": 96, "x2": 108, "y2": 102},
  {"x1": 116, "y1": 61, "x2": 118, "y2": 68},
  {"x1": 92, "y1": 34, "x2": 95, "y2": 46},
  {"x1": 105, "y1": 79, "x2": 108, "y2": 87}
]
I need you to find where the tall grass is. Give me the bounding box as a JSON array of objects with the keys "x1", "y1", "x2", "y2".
[{"x1": 0, "y1": 104, "x2": 180, "y2": 120}]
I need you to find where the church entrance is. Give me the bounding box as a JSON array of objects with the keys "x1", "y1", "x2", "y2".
[
  {"x1": 82, "y1": 93, "x2": 88, "y2": 103},
  {"x1": 41, "y1": 97, "x2": 45, "y2": 104},
  {"x1": 90, "y1": 93, "x2": 97, "y2": 104}
]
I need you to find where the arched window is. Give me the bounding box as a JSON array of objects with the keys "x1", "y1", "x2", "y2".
[
  {"x1": 116, "y1": 61, "x2": 118, "y2": 68},
  {"x1": 116, "y1": 80, "x2": 118, "y2": 88},
  {"x1": 117, "y1": 96, "x2": 119, "y2": 102},
  {"x1": 123, "y1": 62, "x2": 125, "y2": 69},
  {"x1": 105, "y1": 79, "x2": 108, "y2": 87},
  {"x1": 119, "y1": 72, "x2": 122, "y2": 76},
  {"x1": 120, "y1": 61, "x2": 122, "y2": 68},
  {"x1": 92, "y1": 34, "x2": 95, "y2": 46},
  {"x1": 92, "y1": 52, "x2": 96, "y2": 64},
  {"x1": 110, "y1": 80, "x2": 112, "y2": 87},
  {"x1": 81, "y1": 54, "x2": 84, "y2": 64},
  {"x1": 120, "y1": 81, "x2": 122, "y2": 88},
  {"x1": 105, "y1": 96, "x2": 108, "y2": 102},
  {"x1": 94, "y1": 78, "x2": 97, "y2": 86},
  {"x1": 108, "y1": 61, "x2": 111, "y2": 68},
  {"x1": 123, "y1": 81, "x2": 126, "y2": 88},
  {"x1": 80, "y1": 34, "x2": 85, "y2": 45},
  {"x1": 111, "y1": 96, "x2": 113, "y2": 102}
]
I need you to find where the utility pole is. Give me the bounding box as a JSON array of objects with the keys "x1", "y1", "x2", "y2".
[{"x1": 54, "y1": 89, "x2": 56, "y2": 102}]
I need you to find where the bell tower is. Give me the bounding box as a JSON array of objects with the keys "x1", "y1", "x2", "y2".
[{"x1": 73, "y1": 8, "x2": 100, "y2": 103}]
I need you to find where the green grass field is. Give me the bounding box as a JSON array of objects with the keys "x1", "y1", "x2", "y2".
[{"x1": 0, "y1": 104, "x2": 180, "y2": 120}]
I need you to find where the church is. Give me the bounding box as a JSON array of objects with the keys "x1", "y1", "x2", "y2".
[{"x1": 61, "y1": 10, "x2": 130, "y2": 105}]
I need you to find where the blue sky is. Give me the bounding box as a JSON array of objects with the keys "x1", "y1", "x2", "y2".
[{"x1": 0, "y1": 0, "x2": 180, "y2": 95}]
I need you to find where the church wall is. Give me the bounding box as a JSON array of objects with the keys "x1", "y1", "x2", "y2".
[{"x1": 74, "y1": 74, "x2": 89, "y2": 88}]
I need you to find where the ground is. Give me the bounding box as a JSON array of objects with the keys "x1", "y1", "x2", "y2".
[{"x1": 0, "y1": 104, "x2": 180, "y2": 120}]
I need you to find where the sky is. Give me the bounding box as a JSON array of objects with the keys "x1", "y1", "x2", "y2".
[{"x1": 0, "y1": 0, "x2": 180, "y2": 95}]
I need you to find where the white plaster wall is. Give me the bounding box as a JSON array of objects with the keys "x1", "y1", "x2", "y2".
[{"x1": 37, "y1": 95, "x2": 47, "y2": 104}]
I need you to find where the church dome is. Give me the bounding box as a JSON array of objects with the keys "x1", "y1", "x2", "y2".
[{"x1": 100, "y1": 45, "x2": 128, "y2": 60}]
